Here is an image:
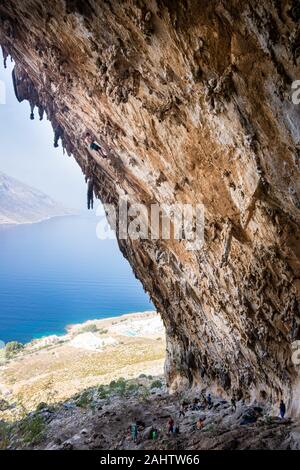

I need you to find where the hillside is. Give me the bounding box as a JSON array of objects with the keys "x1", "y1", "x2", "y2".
[
  {"x1": 1, "y1": 311, "x2": 299, "y2": 451},
  {"x1": 0, "y1": 171, "x2": 74, "y2": 225},
  {"x1": 0, "y1": 312, "x2": 165, "y2": 420}
]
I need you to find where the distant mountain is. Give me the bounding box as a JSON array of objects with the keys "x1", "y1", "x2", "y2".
[{"x1": 0, "y1": 171, "x2": 75, "y2": 225}]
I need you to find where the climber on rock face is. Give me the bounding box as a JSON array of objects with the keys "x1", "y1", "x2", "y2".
[
  {"x1": 84, "y1": 132, "x2": 107, "y2": 157},
  {"x1": 279, "y1": 399, "x2": 286, "y2": 419},
  {"x1": 87, "y1": 176, "x2": 94, "y2": 210}
]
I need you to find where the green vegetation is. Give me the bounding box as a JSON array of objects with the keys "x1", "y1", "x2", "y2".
[
  {"x1": 0, "y1": 348, "x2": 5, "y2": 363},
  {"x1": 98, "y1": 328, "x2": 108, "y2": 335},
  {"x1": 0, "y1": 374, "x2": 165, "y2": 448},
  {"x1": 77, "y1": 377, "x2": 141, "y2": 405},
  {"x1": 97, "y1": 376, "x2": 161, "y2": 401},
  {"x1": 5, "y1": 341, "x2": 24, "y2": 359},
  {"x1": 109, "y1": 377, "x2": 126, "y2": 396},
  {"x1": 36, "y1": 402, "x2": 50, "y2": 412},
  {"x1": 18, "y1": 415, "x2": 45, "y2": 445},
  {"x1": 74, "y1": 324, "x2": 108, "y2": 335},
  {"x1": 126, "y1": 383, "x2": 139, "y2": 394},
  {"x1": 97, "y1": 385, "x2": 109, "y2": 399},
  {"x1": 77, "y1": 323, "x2": 98, "y2": 334},
  {"x1": 0, "y1": 398, "x2": 10, "y2": 411},
  {"x1": 150, "y1": 380, "x2": 163, "y2": 389},
  {"x1": 75, "y1": 390, "x2": 93, "y2": 408},
  {"x1": 0, "y1": 422, "x2": 10, "y2": 450},
  {"x1": 139, "y1": 386, "x2": 151, "y2": 403}
]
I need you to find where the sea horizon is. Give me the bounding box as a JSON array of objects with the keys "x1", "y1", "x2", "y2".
[{"x1": 0, "y1": 214, "x2": 154, "y2": 344}]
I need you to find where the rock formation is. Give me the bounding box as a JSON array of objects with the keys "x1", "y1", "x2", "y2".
[{"x1": 1, "y1": 0, "x2": 300, "y2": 412}]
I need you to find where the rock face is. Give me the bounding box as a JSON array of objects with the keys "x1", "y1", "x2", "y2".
[{"x1": 1, "y1": 1, "x2": 300, "y2": 411}]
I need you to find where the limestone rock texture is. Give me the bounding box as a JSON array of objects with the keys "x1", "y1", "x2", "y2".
[{"x1": 1, "y1": 0, "x2": 300, "y2": 412}]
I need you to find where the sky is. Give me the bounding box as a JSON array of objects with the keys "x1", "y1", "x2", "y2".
[{"x1": 0, "y1": 51, "x2": 87, "y2": 210}]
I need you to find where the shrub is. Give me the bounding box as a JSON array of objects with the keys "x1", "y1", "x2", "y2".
[
  {"x1": 5, "y1": 341, "x2": 24, "y2": 359},
  {"x1": 150, "y1": 380, "x2": 163, "y2": 389},
  {"x1": 0, "y1": 422, "x2": 10, "y2": 450},
  {"x1": 98, "y1": 328, "x2": 108, "y2": 335},
  {"x1": 109, "y1": 378, "x2": 126, "y2": 396},
  {"x1": 78, "y1": 324, "x2": 98, "y2": 334},
  {"x1": 0, "y1": 399, "x2": 10, "y2": 411},
  {"x1": 97, "y1": 385, "x2": 109, "y2": 399},
  {"x1": 19, "y1": 415, "x2": 45, "y2": 445},
  {"x1": 139, "y1": 373, "x2": 147, "y2": 379},
  {"x1": 126, "y1": 383, "x2": 139, "y2": 394},
  {"x1": 36, "y1": 402, "x2": 48, "y2": 412},
  {"x1": 139, "y1": 386, "x2": 150, "y2": 402},
  {"x1": 75, "y1": 390, "x2": 92, "y2": 408}
]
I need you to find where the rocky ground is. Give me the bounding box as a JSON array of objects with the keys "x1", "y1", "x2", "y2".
[
  {"x1": 1, "y1": 376, "x2": 300, "y2": 450},
  {"x1": 1, "y1": 311, "x2": 300, "y2": 450}
]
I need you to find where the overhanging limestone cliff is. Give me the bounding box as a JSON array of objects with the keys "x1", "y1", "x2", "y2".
[{"x1": 1, "y1": 0, "x2": 300, "y2": 412}]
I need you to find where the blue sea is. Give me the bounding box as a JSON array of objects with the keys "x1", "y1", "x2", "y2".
[{"x1": 0, "y1": 214, "x2": 153, "y2": 343}]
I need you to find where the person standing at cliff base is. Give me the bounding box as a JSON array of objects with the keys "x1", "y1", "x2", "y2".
[
  {"x1": 130, "y1": 419, "x2": 138, "y2": 443},
  {"x1": 279, "y1": 399, "x2": 286, "y2": 419},
  {"x1": 179, "y1": 403, "x2": 185, "y2": 418},
  {"x1": 207, "y1": 393, "x2": 212, "y2": 409},
  {"x1": 167, "y1": 416, "x2": 174, "y2": 434}
]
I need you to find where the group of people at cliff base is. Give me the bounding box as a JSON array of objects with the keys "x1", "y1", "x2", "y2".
[
  {"x1": 128, "y1": 395, "x2": 287, "y2": 445},
  {"x1": 182, "y1": 393, "x2": 286, "y2": 419},
  {"x1": 128, "y1": 417, "x2": 179, "y2": 445},
  {"x1": 129, "y1": 420, "x2": 159, "y2": 444}
]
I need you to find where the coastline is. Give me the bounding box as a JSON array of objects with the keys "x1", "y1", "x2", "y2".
[
  {"x1": 0, "y1": 311, "x2": 165, "y2": 420},
  {"x1": 26, "y1": 309, "x2": 162, "y2": 348},
  {"x1": 0, "y1": 211, "x2": 79, "y2": 230}
]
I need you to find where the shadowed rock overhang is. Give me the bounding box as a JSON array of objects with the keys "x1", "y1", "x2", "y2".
[{"x1": 1, "y1": 0, "x2": 300, "y2": 413}]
